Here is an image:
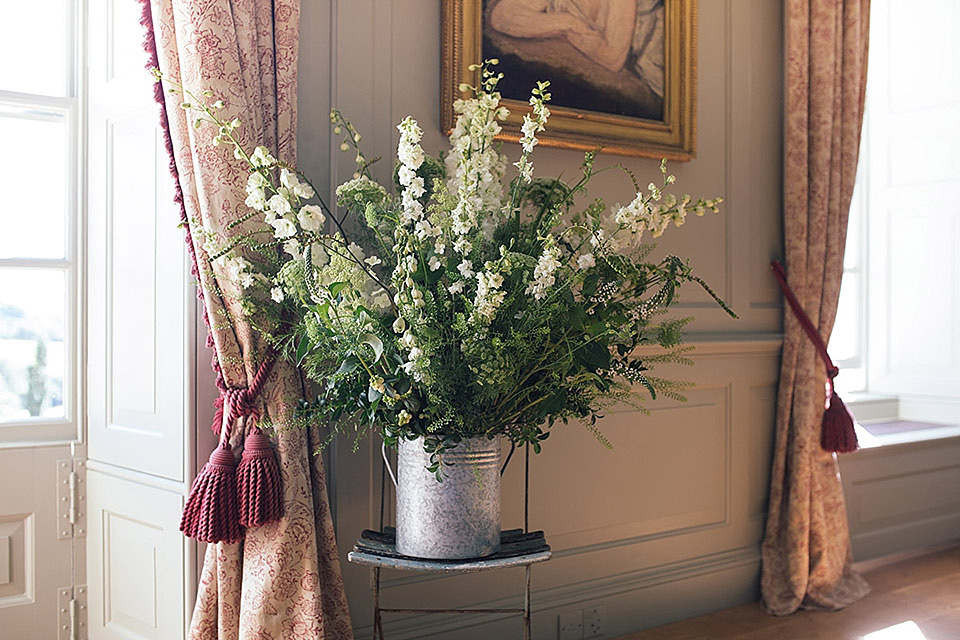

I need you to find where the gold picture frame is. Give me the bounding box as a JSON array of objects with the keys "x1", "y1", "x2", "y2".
[{"x1": 442, "y1": 0, "x2": 697, "y2": 160}]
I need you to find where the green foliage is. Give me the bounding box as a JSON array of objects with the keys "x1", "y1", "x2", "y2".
[{"x1": 161, "y1": 60, "x2": 736, "y2": 466}]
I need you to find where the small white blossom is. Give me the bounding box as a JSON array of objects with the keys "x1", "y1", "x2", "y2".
[
  {"x1": 270, "y1": 286, "x2": 285, "y2": 303},
  {"x1": 525, "y1": 240, "x2": 561, "y2": 300},
  {"x1": 245, "y1": 188, "x2": 267, "y2": 211},
  {"x1": 270, "y1": 217, "x2": 297, "y2": 239},
  {"x1": 250, "y1": 146, "x2": 275, "y2": 168},
  {"x1": 297, "y1": 204, "x2": 325, "y2": 231},
  {"x1": 577, "y1": 253, "x2": 596, "y2": 270},
  {"x1": 283, "y1": 239, "x2": 301, "y2": 258},
  {"x1": 268, "y1": 194, "x2": 292, "y2": 215}
]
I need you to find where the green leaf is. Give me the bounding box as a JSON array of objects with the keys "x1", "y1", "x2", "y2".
[
  {"x1": 581, "y1": 273, "x2": 599, "y2": 300},
  {"x1": 576, "y1": 340, "x2": 610, "y2": 370},
  {"x1": 336, "y1": 355, "x2": 359, "y2": 375},
  {"x1": 295, "y1": 334, "x2": 310, "y2": 366},
  {"x1": 328, "y1": 281, "x2": 349, "y2": 298},
  {"x1": 359, "y1": 332, "x2": 384, "y2": 362},
  {"x1": 540, "y1": 389, "x2": 566, "y2": 415}
]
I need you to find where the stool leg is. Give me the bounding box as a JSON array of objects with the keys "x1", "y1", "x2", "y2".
[
  {"x1": 373, "y1": 567, "x2": 384, "y2": 640},
  {"x1": 523, "y1": 564, "x2": 531, "y2": 640}
]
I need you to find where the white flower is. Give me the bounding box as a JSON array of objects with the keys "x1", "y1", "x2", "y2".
[
  {"x1": 525, "y1": 241, "x2": 561, "y2": 300},
  {"x1": 250, "y1": 146, "x2": 275, "y2": 168},
  {"x1": 398, "y1": 165, "x2": 417, "y2": 187},
  {"x1": 457, "y1": 259, "x2": 474, "y2": 279},
  {"x1": 428, "y1": 255, "x2": 442, "y2": 271},
  {"x1": 392, "y1": 317, "x2": 406, "y2": 333},
  {"x1": 310, "y1": 243, "x2": 329, "y2": 267},
  {"x1": 297, "y1": 204, "x2": 325, "y2": 231},
  {"x1": 346, "y1": 242, "x2": 365, "y2": 262},
  {"x1": 268, "y1": 194, "x2": 292, "y2": 215},
  {"x1": 472, "y1": 270, "x2": 506, "y2": 323},
  {"x1": 406, "y1": 176, "x2": 425, "y2": 199},
  {"x1": 370, "y1": 376, "x2": 386, "y2": 394},
  {"x1": 279, "y1": 168, "x2": 297, "y2": 190},
  {"x1": 246, "y1": 171, "x2": 269, "y2": 192},
  {"x1": 270, "y1": 217, "x2": 297, "y2": 239},
  {"x1": 245, "y1": 188, "x2": 267, "y2": 211},
  {"x1": 270, "y1": 286, "x2": 285, "y2": 303},
  {"x1": 448, "y1": 280, "x2": 465, "y2": 295},
  {"x1": 222, "y1": 255, "x2": 255, "y2": 289},
  {"x1": 397, "y1": 410, "x2": 411, "y2": 425},
  {"x1": 577, "y1": 253, "x2": 596, "y2": 270},
  {"x1": 283, "y1": 239, "x2": 301, "y2": 258}
]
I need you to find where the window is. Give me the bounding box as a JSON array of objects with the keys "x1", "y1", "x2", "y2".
[
  {"x1": 831, "y1": 0, "x2": 960, "y2": 425},
  {"x1": 0, "y1": 0, "x2": 82, "y2": 442}
]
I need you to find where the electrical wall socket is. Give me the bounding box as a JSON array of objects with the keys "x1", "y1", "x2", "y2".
[
  {"x1": 558, "y1": 609, "x2": 583, "y2": 640},
  {"x1": 583, "y1": 605, "x2": 605, "y2": 638}
]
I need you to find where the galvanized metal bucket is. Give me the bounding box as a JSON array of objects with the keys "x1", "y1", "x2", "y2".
[{"x1": 383, "y1": 436, "x2": 501, "y2": 559}]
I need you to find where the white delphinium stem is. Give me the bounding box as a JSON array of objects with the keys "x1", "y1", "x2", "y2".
[
  {"x1": 512, "y1": 81, "x2": 551, "y2": 190},
  {"x1": 445, "y1": 63, "x2": 509, "y2": 258},
  {"x1": 524, "y1": 237, "x2": 561, "y2": 301}
]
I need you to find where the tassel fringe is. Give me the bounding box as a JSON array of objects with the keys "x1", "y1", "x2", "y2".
[
  {"x1": 238, "y1": 429, "x2": 284, "y2": 528},
  {"x1": 180, "y1": 445, "x2": 243, "y2": 543},
  {"x1": 821, "y1": 390, "x2": 859, "y2": 453}
]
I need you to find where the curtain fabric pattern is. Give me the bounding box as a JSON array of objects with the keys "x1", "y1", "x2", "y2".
[
  {"x1": 760, "y1": 0, "x2": 871, "y2": 615},
  {"x1": 143, "y1": 0, "x2": 352, "y2": 637}
]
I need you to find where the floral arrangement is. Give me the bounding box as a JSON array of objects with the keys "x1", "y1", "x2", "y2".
[{"x1": 162, "y1": 61, "x2": 734, "y2": 476}]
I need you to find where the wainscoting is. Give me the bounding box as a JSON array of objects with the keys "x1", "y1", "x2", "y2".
[
  {"x1": 840, "y1": 435, "x2": 960, "y2": 562},
  {"x1": 335, "y1": 339, "x2": 782, "y2": 640}
]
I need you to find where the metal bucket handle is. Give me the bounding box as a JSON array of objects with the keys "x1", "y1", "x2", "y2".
[{"x1": 381, "y1": 440, "x2": 515, "y2": 487}]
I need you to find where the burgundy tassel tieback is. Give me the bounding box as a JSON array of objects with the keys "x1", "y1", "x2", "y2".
[
  {"x1": 180, "y1": 357, "x2": 283, "y2": 542},
  {"x1": 771, "y1": 261, "x2": 859, "y2": 453}
]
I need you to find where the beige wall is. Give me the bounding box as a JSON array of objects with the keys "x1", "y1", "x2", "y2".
[{"x1": 298, "y1": 1, "x2": 785, "y2": 637}]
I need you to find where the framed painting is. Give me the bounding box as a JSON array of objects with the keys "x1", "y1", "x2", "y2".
[{"x1": 441, "y1": 0, "x2": 697, "y2": 160}]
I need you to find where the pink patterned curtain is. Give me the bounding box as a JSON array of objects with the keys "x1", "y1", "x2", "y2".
[
  {"x1": 760, "y1": 0, "x2": 871, "y2": 614},
  {"x1": 141, "y1": 0, "x2": 353, "y2": 637}
]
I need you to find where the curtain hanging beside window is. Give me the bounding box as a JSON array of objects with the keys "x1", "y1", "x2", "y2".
[
  {"x1": 140, "y1": 0, "x2": 353, "y2": 636},
  {"x1": 761, "y1": 0, "x2": 872, "y2": 615}
]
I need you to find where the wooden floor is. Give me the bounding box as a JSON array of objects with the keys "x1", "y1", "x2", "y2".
[{"x1": 618, "y1": 545, "x2": 960, "y2": 640}]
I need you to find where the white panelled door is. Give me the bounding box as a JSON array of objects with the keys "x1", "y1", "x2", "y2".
[{"x1": 86, "y1": 0, "x2": 195, "y2": 638}]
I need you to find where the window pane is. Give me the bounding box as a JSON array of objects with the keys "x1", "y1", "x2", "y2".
[
  {"x1": 0, "y1": 110, "x2": 67, "y2": 258},
  {"x1": 830, "y1": 273, "x2": 860, "y2": 364},
  {"x1": 0, "y1": 269, "x2": 66, "y2": 422},
  {"x1": 0, "y1": 0, "x2": 69, "y2": 96}
]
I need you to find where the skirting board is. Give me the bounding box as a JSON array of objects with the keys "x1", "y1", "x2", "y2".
[{"x1": 353, "y1": 545, "x2": 760, "y2": 639}]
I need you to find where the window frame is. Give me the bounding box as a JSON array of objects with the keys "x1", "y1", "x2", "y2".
[{"x1": 0, "y1": 0, "x2": 84, "y2": 445}]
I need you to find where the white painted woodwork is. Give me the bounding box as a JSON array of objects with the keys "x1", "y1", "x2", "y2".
[
  {"x1": 86, "y1": 468, "x2": 187, "y2": 640},
  {"x1": 840, "y1": 436, "x2": 960, "y2": 561},
  {"x1": 85, "y1": 0, "x2": 195, "y2": 638},
  {"x1": 864, "y1": 0, "x2": 960, "y2": 404},
  {"x1": 87, "y1": 94, "x2": 187, "y2": 480},
  {"x1": 0, "y1": 534, "x2": 9, "y2": 586},
  {"x1": 0, "y1": 445, "x2": 74, "y2": 638}
]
